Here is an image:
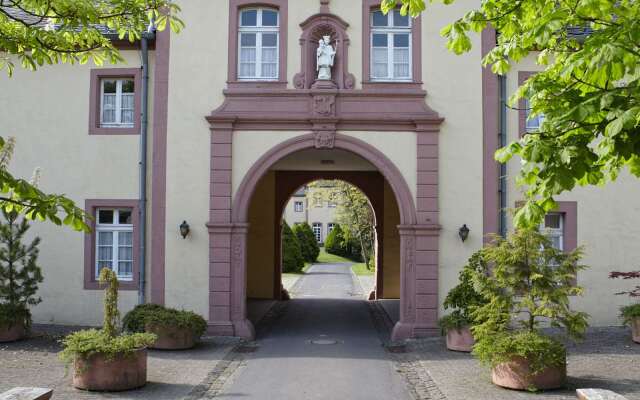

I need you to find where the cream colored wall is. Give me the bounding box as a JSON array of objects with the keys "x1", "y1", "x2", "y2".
[
  {"x1": 417, "y1": 1, "x2": 486, "y2": 314},
  {"x1": 247, "y1": 172, "x2": 276, "y2": 299},
  {"x1": 0, "y1": 51, "x2": 153, "y2": 325},
  {"x1": 162, "y1": 0, "x2": 231, "y2": 318},
  {"x1": 505, "y1": 56, "x2": 640, "y2": 326},
  {"x1": 283, "y1": 196, "x2": 307, "y2": 225},
  {"x1": 382, "y1": 181, "x2": 401, "y2": 298},
  {"x1": 306, "y1": 187, "x2": 338, "y2": 243}
]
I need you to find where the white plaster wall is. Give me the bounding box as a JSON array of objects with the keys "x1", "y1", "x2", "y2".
[
  {"x1": 506, "y1": 56, "x2": 640, "y2": 326},
  {"x1": 283, "y1": 197, "x2": 307, "y2": 225},
  {"x1": 162, "y1": 0, "x2": 230, "y2": 317},
  {"x1": 418, "y1": 1, "x2": 485, "y2": 313},
  {"x1": 0, "y1": 51, "x2": 152, "y2": 325}
]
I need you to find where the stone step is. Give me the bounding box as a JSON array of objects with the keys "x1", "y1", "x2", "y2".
[
  {"x1": 577, "y1": 388, "x2": 629, "y2": 400},
  {"x1": 0, "y1": 388, "x2": 52, "y2": 400}
]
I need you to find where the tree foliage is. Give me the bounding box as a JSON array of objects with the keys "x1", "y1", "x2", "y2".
[
  {"x1": 324, "y1": 223, "x2": 344, "y2": 256},
  {"x1": 293, "y1": 222, "x2": 319, "y2": 263},
  {"x1": 384, "y1": 0, "x2": 640, "y2": 227},
  {"x1": 0, "y1": 210, "x2": 42, "y2": 328},
  {"x1": 0, "y1": 0, "x2": 183, "y2": 75}
]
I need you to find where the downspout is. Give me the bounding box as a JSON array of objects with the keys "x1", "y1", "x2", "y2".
[
  {"x1": 498, "y1": 74, "x2": 508, "y2": 237},
  {"x1": 138, "y1": 29, "x2": 155, "y2": 305}
]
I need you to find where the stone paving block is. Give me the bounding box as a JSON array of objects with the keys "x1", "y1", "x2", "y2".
[
  {"x1": 0, "y1": 387, "x2": 52, "y2": 400},
  {"x1": 577, "y1": 388, "x2": 629, "y2": 400}
]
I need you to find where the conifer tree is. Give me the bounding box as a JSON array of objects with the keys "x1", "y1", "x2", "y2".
[{"x1": 0, "y1": 210, "x2": 43, "y2": 328}]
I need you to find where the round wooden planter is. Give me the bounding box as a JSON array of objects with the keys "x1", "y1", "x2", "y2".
[
  {"x1": 72, "y1": 348, "x2": 147, "y2": 391},
  {"x1": 632, "y1": 317, "x2": 640, "y2": 344},
  {"x1": 0, "y1": 320, "x2": 25, "y2": 343},
  {"x1": 145, "y1": 323, "x2": 197, "y2": 350},
  {"x1": 491, "y1": 356, "x2": 566, "y2": 391},
  {"x1": 445, "y1": 326, "x2": 474, "y2": 352}
]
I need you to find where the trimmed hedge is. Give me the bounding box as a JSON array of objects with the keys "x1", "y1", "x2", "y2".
[
  {"x1": 122, "y1": 303, "x2": 207, "y2": 336},
  {"x1": 293, "y1": 222, "x2": 319, "y2": 263},
  {"x1": 282, "y1": 221, "x2": 305, "y2": 273}
]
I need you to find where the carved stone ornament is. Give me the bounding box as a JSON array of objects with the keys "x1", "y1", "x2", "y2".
[
  {"x1": 313, "y1": 95, "x2": 335, "y2": 116},
  {"x1": 313, "y1": 130, "x2": 335, "y2": 149}
]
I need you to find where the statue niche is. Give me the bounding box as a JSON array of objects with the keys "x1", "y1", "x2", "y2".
[{"x1": 294, "y1": 14, "x2": 355, "y2": 90}]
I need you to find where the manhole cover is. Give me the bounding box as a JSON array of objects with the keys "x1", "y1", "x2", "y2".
[{"x1": 310, "y1": 339, "x2": 339, "y2": 345}]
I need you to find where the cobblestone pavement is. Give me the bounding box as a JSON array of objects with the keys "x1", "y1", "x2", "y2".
[
  {"x1": 406, "y1": 327, "x2": 640, "y2": 400},
  {"x1": 0, "y1": 325, "x2": 239, "y2": 399}
]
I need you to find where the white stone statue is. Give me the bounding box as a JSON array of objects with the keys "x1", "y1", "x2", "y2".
[{"x1": 316, "y1": 35, "x2": 336, "y2": 80}]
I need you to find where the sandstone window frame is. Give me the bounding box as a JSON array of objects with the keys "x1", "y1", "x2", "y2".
[{"x1": 89, "y1": 68, "x2": 141, "y2": 135}]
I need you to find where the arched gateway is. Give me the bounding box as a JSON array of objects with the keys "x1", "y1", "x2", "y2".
[{"x1": 205, "y1": 7, "x2": 443, "y2": 342}]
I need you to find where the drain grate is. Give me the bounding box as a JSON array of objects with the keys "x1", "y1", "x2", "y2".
[
  {"x1": 386, "y1": 344, "x2": 407, "y2": 353},
  {"x1": 310, "y1": 339, "x2": 339, "y2": 345},
  {"x1": 234, "y1": 345, "x2": 259, "y2": 353}
]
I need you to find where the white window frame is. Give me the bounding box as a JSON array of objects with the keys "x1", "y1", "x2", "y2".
[
  {"x1": 95, "y1": 208, "x2": 134, "y2": 281},
  {"x1": 238, "y1": 8, "x2": 280, "y2": 81},
  {"x1": 370, "y1": 9, "x2": 412, "y2": 82},
  {"x1": 312, "y1": 223, "x2": 323, "y2": 243},
  {"x1": 541, "y1": 213, "x2": 564, "y2": 251},
  {"x1": 294, "y1": 201, "x2": 304, "y2": 212},
  {"x1": 100, "y1": 79, "x2": 135, "y2": 128}
]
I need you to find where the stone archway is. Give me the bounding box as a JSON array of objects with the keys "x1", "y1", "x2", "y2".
[{"x1": 207, "y1": 132, "x2": 438, "y2": 341}]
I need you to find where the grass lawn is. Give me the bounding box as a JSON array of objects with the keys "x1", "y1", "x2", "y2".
[
  {"x1": 316, "y1": 247, "x2": 353, "y2": 264},
  {"x1": 351, "y1": 262, "x2": 374, "y2": 276}
]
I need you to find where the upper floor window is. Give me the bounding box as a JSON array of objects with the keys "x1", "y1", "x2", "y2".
[
  {"x1": 238, "y1": 8, "x2": 279, "y2": 80},
  {"x1": 370, "y1": 9, "x2": 411, "y2": 81},
  {"x1": 294, "y1": 201, "x2": 304, "y2": 212},
  {"x1": 96, "y1": 208, "x2": 134, "y2": 281},
  {"x1": 525, "y1": 99, "x2": 546, "y2": 133},
  {"x1": 541, "y1": 213, "x2": 564, "y2": 251},
  {"x1": 100, "y1": 78, "x2": 135, "y2": 128}
]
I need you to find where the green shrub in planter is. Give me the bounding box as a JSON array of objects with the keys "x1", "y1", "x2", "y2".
[
  {"x1": 469, "y1": 229, "x2": 589, "y2": 391},
  {"x1": 620, "y1": 303, "x2": 640, "y2": 326},
  {"x1": 123, "y1": 304, "x2": 207, "y2": 337}
]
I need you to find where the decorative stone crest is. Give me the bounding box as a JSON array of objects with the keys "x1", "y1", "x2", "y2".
[
  {"x1": 313, "y1": 95, "x2": 336, "y2": 117},
  {"x1": 313, "y1": 130, "x2": 336, "y2": 149}
]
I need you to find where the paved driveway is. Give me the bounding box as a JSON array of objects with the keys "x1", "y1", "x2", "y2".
[{"x1": 218, "y1": 263, "x2": 411, "y2": 400}]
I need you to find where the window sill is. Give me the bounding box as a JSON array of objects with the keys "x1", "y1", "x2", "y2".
[
  {"x1": 227, "y1": 80, "x2": 288, "y2": 89},
  {"x1": 89, "y1": 125, "x2": 140, "y2": 135},
  {"x1": 84, "y1": 279, "x2": 138, "y2": 291},
  {"x1": 362, "y1": 80, "x2": 423, "y2": 91}
]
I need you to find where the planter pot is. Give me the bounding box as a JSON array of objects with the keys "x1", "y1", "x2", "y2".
[
  {"x1": 72, "y1": 348, "x2": 147, "y2": 391},
  {"x1": 0, "y1": 319, "x2": 25, "y2": 343},
  {"x1": 632, "y1": 317, "x2": 640, "y2": 344},
  {"x1": 145, "y1": 323, "x2": 197, "y2": 350},
  {"x1": 491, "y1": 356, "x2": 566, "y2": 391},
  {"x1": 446, "y1": 326, "x2": 474, "y2": 352}
]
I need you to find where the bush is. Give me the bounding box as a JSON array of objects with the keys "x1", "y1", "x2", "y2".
[
  {"x1": 282, "y1": 221, "x2": 304, "y2": 273},
  {"x1": 123, "y1": 304, "x2": 207, "y2": 336},
  {"x1": 620, "y1": 303, "x2": 640, "y2": 326},
  {"x1": 324, "y1": 224, "x2": 345, "y2": 256},
  {"x1": 59, "y1": 269, "x2": 156, "y2": 365},
  {"x1": 293, "y1": 223, "x2": 319, "y2": 263}
]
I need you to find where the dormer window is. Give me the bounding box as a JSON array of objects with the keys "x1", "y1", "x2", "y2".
[{"x1": 238, "y1": 8, "x2": 279, "y2": 80}]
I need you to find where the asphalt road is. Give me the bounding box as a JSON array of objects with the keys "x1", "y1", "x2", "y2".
[{"x1": 218, "y1": 263, "x2": 410, "y2": 399}]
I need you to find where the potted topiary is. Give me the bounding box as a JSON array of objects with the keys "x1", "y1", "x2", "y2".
[
  {"x1": 0, "y1": 211, "x2": 43, "y2": 343},
  {"x1": 470, "y1": 229, "x2": 589, "y2": 391},
  {"x1": 609, "y1": 270, "x2": 640, "y2": 343},
  {"x1": 122, "y1": 304, "x2": 207, "y2": 350},
  {"x1": 438, "y1": 252, "x2": 487, "y2": 352},
  {"x1": 59, "y1": 268, "x2": 156, "y2": 391}
]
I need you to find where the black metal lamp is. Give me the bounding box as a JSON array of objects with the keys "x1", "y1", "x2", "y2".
[
  {"x1": 458, "y1": 224, "x2": 470, "y2": 242},
  {"x1": 179, "y1": 221, "x2": 190, "y2": 239}
]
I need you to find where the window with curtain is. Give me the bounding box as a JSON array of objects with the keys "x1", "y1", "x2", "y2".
[
  {"x1": 100, "y1": 78, "x2": 135, "y2": 128},
  {"x1": 95, "y1": 208, "x2": 134, "y2": 280},
  {"x1": 371, "y1": 9, "x2": 411, "y2": 81},
  {"x1": 238, "y1": 8, "x2": 279, "y2": 80},
  {"x1": 541, "y1": 213, "x2": 564, "y2": 251}
]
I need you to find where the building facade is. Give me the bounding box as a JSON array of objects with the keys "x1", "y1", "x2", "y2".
[
  {"x1": 282, "y1": 185, "x2": 338, "y2": 243},
  {"x1": 3, "y1": 0, "x2": 639, "y2": 340}
]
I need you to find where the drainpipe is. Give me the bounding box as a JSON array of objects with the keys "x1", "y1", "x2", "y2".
[
  {"x1": 138, "y1": 29, "x2": 155, "y2": 305},
  {"x1": 498, "y1": 74, "x2": 508, "y2": 238}
]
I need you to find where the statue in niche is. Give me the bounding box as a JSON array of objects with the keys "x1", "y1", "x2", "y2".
[{"x1": 316, "y1": 35, "x2": 336, "y2": 80}]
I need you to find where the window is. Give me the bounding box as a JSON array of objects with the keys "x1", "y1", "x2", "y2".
[
  {"x1": 238, "y1": 8, "x2": 279, "y2": 80},
  {"x1": 525, "y1": 99, "x2": 546, "y2": 133},
  {"x1": 89, "y1": 68, "x2": 141, "y2": 135},
  {"x1": 312, "y1": 223, "x2": 323, "y2": 243},
  {"x1": 100, "y1": 79, "x2": 135, "y2": 128},
  {"x1": 370, "y1": 9, "x2": 411, "y2": 81},
  {"x1": 327, "y1": 223, "x2": 336, "y2": 236},
  {"x1": 541, "y1": 213, "x2": 564, "y2": 251},
  {"x1": 313, "y1": 193, "x2": 323, "y2": 208},
  {"x1": 294, "y1": 201, "x2": 304, "y2": 212},
  {"x1": 95, "y1": 208, "x2": 134, "y2": 281}
]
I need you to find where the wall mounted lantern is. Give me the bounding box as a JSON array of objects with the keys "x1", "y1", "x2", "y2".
[
  {"x1": 179, "y1": 221, "x2": 190, "y2": 239},
  {"x1": 458, "y1": 224, "x2": 470, "y2": 242}
]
